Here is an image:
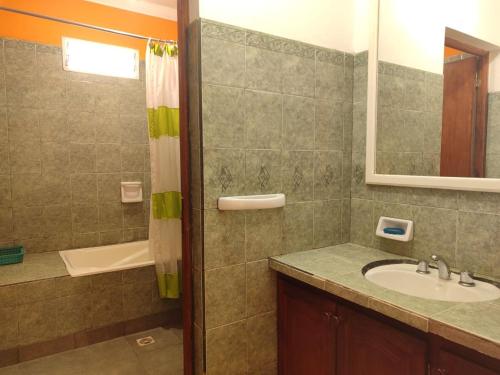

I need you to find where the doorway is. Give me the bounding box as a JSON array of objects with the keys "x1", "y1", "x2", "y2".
[{"x1": 440, "y1": 37, "x2": 489, "y2": 177}]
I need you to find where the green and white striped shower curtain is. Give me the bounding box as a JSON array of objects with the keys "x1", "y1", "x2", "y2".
[{"x1": 146, "y1": 42, "x2": 181, "y2": 299}]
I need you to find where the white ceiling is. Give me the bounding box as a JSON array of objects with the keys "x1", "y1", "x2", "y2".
[{"x1": 85, "y1": 0, "x2": 177, "y2": 21}]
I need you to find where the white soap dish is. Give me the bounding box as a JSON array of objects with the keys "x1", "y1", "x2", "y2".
[
  {"x1": 376, "y1": 216, "x2": 413, "y2": 242},
  {"x1": 121, "y1": 181, "x2": 143, "y2": 203},
  {"x1": 218, "y1": 193, "x2": 285, "y2": 211}
]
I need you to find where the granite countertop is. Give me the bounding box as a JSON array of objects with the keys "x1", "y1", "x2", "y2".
[
  {"x1": 269, "y1": 243, "x2": 500, "y2": 359},
  {"x1": 0, "y1": 251, "x2": 68, "y2": 286}
]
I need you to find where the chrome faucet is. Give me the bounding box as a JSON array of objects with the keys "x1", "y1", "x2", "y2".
[{"x1": 431, "y1": 254, "x2": 451, "y2": 280}]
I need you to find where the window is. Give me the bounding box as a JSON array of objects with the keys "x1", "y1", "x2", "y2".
[{"x1": 62, "y1": 37, "x2": 139, "y2": 79}]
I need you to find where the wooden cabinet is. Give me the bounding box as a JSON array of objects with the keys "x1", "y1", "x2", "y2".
[
  {"x1": 337, "y1": 304, "x2": 427, "y2": 375},
  {"x1": 278, "y1": 277, "x2": 338, "y2": 375},
  {"x1": 278, "y1": 275, "x2": 500, "y2": 375},
  {"x1": 430, "y1": 335, "x2": 500, "y2": 375}
]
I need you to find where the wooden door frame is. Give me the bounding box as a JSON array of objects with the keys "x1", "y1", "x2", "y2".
[
  {"x1": 445, "y1": 36, "x2": 489, "y2": 177},
  {"x1": 177, "y1": 0, "x2": 193, "y2": 374}
]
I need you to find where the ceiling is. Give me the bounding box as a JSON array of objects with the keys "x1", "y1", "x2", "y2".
[{"x1": 85, "y1": 0, "x2": 177, "y2": 20}]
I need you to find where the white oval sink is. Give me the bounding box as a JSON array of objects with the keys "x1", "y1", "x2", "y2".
[{"x1": 364, "y1": 262, "x2": 500, "y2": 302}]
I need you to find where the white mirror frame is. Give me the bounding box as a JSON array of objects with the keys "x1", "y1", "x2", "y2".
[{"x1": 365, "y1": 0, "x2": 500, "y2": 193}]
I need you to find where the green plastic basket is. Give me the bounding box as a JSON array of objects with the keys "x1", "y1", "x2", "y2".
[{"x1": 0, "y1": 246, "x2": 25, "y2": 266}]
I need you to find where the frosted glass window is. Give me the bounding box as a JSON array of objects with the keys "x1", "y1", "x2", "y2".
[{"x1": 62, "y1": 37, "x2": 139, "y2": 79}]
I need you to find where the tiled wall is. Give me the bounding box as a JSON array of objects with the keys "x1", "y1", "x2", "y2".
[
  {"x1": 376, "y1": 60, "x2": 443, "y2": 176},
  {"x1": 486, "y1": 92, "x2": 500, "y2": 177},
  {"x1": 0, "y1": 265, "x2": 178, "y2": 364},
  {"x1": 189, "y1": 19, "x2": 353, "y2": 374},
  {"x1": 0, "y1": 38, "x2": 150, "y2": 253},
  {"x1": 351, "y1": 51, "x2": 500, "y2": 280}
]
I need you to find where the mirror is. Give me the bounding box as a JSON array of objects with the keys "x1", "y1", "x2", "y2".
[{"x1": 374, "y1": 0, "x2": 500, "y2": 181}]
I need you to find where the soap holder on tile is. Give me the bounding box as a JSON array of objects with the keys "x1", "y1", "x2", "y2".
[
  {"x1": 121, "y1": 182, "x2": 143, "y2": 203},
  {"x1": 376, "y1": 216, "x2": 413, "y2": 242},
  {"x1": 218, "y1": 193, "x2": 285, "y2": 211}
]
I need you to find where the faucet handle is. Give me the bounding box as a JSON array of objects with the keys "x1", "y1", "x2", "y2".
[
  {"x1": 459, "y1": 271, "x2": 475, "y2": 287},
  {"x1": 416, "y1": 260, "x2": 430, "y2": 274}
]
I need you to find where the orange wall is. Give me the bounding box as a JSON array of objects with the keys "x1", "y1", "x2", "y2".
[
  {"x1": 0, "y1": 0, "x2": 177, "y2": 59},
  {"x1": 444, "y1": 46, "x2": 464, "y2": 58}
]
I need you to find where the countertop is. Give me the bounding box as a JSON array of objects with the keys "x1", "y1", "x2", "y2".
[
  {"x1": 269, "y1": 243, "x2": 500, "y2": 359},
  {"x1": 0, "y1": 251, "x2": 68, "y2": 286}
]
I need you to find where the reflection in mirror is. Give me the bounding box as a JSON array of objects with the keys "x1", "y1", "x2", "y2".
[{"x1": 376, "y1": 0, "x2": 500, "y2": 178}]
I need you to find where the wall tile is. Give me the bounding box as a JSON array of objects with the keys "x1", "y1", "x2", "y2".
[
  {"x1": 245, "y1": 46, "x2": 283, "y2": 93},
  {"x1": 284, "y1": 202, "x2": 314, "y2": 253},
  {"x1": 202, "y1": 84, "x2": 244, "y2": 148},
  {"x1": 457, "y1": 212, "x2": 500, "y2": 277},
  {"x1": 0, "y1": 107, "x2": 7, "y2": 144},
  {"x1": 67, "y1": 81, "x2": 95, "y2": 112},
  {"x1": 39, "y1": 110, "x2": 69, "y2": 143},
  {"x1": 206, "y1": 321, "x2": 247, "y2": 375},
  {"x1": 12, "y1": 206, "x2": 42, "y2": 239},
  {"x1": 41, "y1": 142, "x2": 70, "y2": 174},
  {"x1": 205, "y1": 264, "x2": 246, "y2": 329},
  {"x1": 123, "y1": 281, "x2": 153, "y2": 320},
  {"x1": 203, "y1": 148, "x2": 245, "y2": 208},
  {"x1": 9, "y1": 141, "x2": 41, "y2": 174},
  {"x1": 120, "y1": 114, "x2": 147, "y2": 144},
  {"x1": 314, "y1": 151, "x2": 342, "y2": 200},
  {"x1": 123, "y1": 203, "x2": 146, "y2": 228},
  {"x1": 403, "y1": 78, "x2": 426, "y2": 111},
  {"x1": 7, "y1": 108, "x2": 39, "y2": 143},
  {"x1": 201, "y1": 19, "x2": 245, "y2": 44},
  {"x1": 71, "y1": 174, "x2": 98, "y2": 204},
  {"x1": 283, "y1": 95, "x2": 314, "y2": 150},
  {"x1": 42, "y1": 204, "x2": 72, "y2": 234},
  {"x1": 245, "y1": 208, "x2": 283, "y2": 261},
  {"x1": 0, "y1": 176, "x2": 11, "y2": 207},
  {"x1": 315, "y1": 101, "x2": 343, "y2": 151},
  {"x1": 121, "y1": 144, "x2": 145, "y2": 172},
  {"x1": 0, "y1": 147, "x2": 10, "y2": 175},
  {"x1": 97, "y1": 173, "x2": 121, "y2": 203},
  {"x1": 246, "y1": 261, "x2": 277, "y2": 316},
  {"x1": 204, "y1": 209, "x2": 245, "y2": 270},
  {"x1": 281, "y1": 150, "x2": 314, "y2": 203},
  {"x1": 97, "y1": 143, "x2": 121, "y2": 172},
  {"x1": 90, "y1": 285, "x2": 124, "y2": 328},
  {"x1": 96, "y1": 114, "x2": 121, "y2": 143},
  {"x1": 313, "y1": 200, "x2": 342, "y2": 248},
  {"x1": 282, "y1": 55, "x2": 315, "y2": 97},
  {"x1": 245, "y1": 149, "x2": 281, "y2": 195},
  {"x1": 5, "y1": 74, "x2": 38, "y2": 108},
  {"x1": 350, "y1": 198, "x2": 374, "y2": 247},
  {"x1": 98, "y1": 203, "x2": 123, "y2": 231},
  {"x1": 202, "y1": 36, "x2": 245, "y2": 87},
  {"x1": 4, "y1": 40, "x2": 36, "y2": 76},
  {"x1": 18, "y1": 299, "x2": 59, "y2": 345},
  {"x1": 0, "y1": 207, "x2": 13, "y2": 240},
  {"x1": 70, "y1": 143, "x2": 96, "y2": 173},
  {"x1": 72, "y1": 232, "x2": 100, "y2": 248},
  {"x1": 58, "y1": 294, "x2": 92, "y2": 336},
  {"x1": 244, "y1": 90, "x2": 282, "y2": 149},
  {"x1": 412, "y1": 206, "x2": 457, "y2": 265},
  {"x1": 315, "y1": 60, "x2": 344, "y2": 102},
  {"x1": 0, "y1": 306, "x2": 18, "y2": 350},
  {"x1": 246, "y1": 312, "x2": 277, "y2": 371},
  {"x1": 69, "y1": 112, "x2": 96, "y2": 143}
]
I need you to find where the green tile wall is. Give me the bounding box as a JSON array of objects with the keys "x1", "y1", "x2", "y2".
[
  {"x1": 486, "y1": 92, "x2": 500, "y2": 177},
  {"x1": 376, "y1": 60, "x2": 443, "y2": 176},
  {"x1": 0, "y1": 38, "x2": 150, "y2": 253},
  {"x1": 188, "y1": 18, "x2": 353, "y2": 375}
]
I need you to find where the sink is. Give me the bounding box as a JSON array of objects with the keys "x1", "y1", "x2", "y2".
[{"x1": 363, "y1": 260, "x2": 500, "y2": 302}]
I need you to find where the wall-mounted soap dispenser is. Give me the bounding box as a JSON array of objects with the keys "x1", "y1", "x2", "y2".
[{"x1": 121, "y1": 181, "x2": 143, "y2": 203}]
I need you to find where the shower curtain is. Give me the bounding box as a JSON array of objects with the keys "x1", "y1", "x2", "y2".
[{"x1": 146, "y1": 42, "x2": 181, "y2": 299}]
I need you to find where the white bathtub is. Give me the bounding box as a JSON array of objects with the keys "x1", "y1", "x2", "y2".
[{"x1": 59, "y1": 240, "x2": 154, "y2": 277}]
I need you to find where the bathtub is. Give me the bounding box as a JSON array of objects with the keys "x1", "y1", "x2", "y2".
[{"x1": 59, "y1": 240, "x2": 154, "y2": 277}]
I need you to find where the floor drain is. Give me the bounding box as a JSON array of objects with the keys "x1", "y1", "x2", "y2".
[{"x1": 136, "y1": 336, "x2": 156, "y2": 347}]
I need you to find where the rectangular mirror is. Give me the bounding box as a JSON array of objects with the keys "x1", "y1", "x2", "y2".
[{"x1": 366, "y1": 0, "x2": 500, "y2": 192}]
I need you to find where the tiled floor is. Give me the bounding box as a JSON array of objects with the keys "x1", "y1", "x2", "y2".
[{"x1": 0, "y1": 327, "x2": 183, "y2": 375}]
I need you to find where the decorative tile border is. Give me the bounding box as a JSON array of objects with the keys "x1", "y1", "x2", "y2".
[
  {"x1": 316, "y1": 47, "x2": 345, "y2": 66},
  {"x1": 200, "y1": 19, "x2": 245, "y2": 44},
  {"x1": 246, "y1": 30, "x2": 316, "y2": 59}
]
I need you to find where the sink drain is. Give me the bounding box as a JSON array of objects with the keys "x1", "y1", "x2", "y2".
[{"x1": 136, "y1": 336, "x2": 156, "y2": 347}]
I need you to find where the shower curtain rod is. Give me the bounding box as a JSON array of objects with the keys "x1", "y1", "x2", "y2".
[{"x1": 0, "y1": 6, "x2": 176, "y2": 45}]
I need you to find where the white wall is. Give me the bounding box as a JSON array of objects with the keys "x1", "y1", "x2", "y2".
[
  {"x1": 198, "y1": 0, "x2": 356, "y2": 52},
  {"x1": 378, "y1": 0, "x2": 500, "y2": 90}
]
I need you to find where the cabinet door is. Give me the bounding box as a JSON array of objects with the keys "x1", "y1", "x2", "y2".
[
  {"x1": 432, "y1": 349, "x2": 498, "y2": 375},
  {"x1": 278, "y1": 277, "x2": 339, "y2": 375},
  {"x1": 337, "y1": 305, "x2": 427, "y2": 375}
]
